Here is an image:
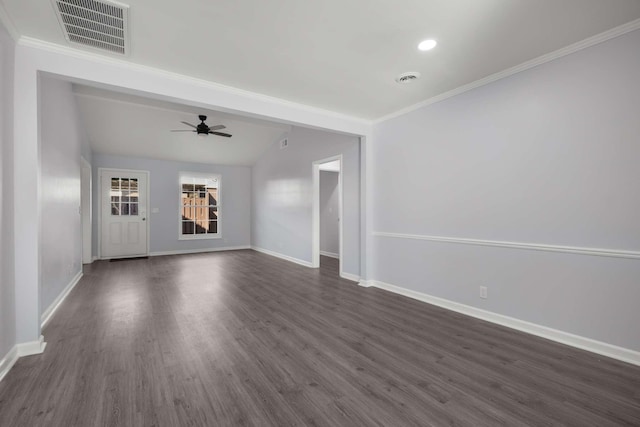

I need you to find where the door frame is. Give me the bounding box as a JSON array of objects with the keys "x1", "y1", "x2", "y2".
[
  {"x1": 97, "y1": 167, "x2": 151, "y2": 259},
  {"x1": 312, "y1": 155, "x2": 343, "y2": 276},
  {"x1": 81, "y1": 157, "x2": 92, "y2": 264}
]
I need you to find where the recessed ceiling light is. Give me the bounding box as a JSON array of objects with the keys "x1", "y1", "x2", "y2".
[
  {"x1": 395, "y1": 72, "x2": 421, "y2": 84},
  {"x1": 418, "y1": 39, "x2": 437, "y2": 51}
]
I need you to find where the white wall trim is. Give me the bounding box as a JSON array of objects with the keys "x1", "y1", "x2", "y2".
[
  {"x1": 373, "y1": 231, "x2": 640, "y2": 260},
  {"x1": 367, "y1": 280, "x2": 640, "y2": 367},
  {"x1": 251, "y1": 246, "x2": 313, "y2": 268},
  {"x1": 41, "y1": 271, "x2": 83, "y2": 328},
  {"x1": 0, "y1": 346, "x2": 19, "y2": 383},
  {"x1": 16, "y1": 335, "x2": 47, "y2": 358},
  {"x1": 0, "y1": 336, "x2": 48, "y2": 383},
  {"x1": 150, "y1": 246, "x2": 250, "y2": 257},
  {"x1": 375, "y1": 18, "x2": 640, "y2": 123},
  {"x1": 340, "y1": 272, "x2": 360, "y2": 282},
  {"x1": 320, "y1": 251, "x2": 339, "y2": 259}
]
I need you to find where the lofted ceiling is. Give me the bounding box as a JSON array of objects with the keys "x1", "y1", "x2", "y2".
[
  {"x1": 3, "y1": 1, "x2": 640, "y2": 120},
  {"x1": 73, "y1": 85, "x2": 291, "y2": 165}
]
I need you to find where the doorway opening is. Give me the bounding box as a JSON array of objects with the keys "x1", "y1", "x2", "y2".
[{"x1": 312, "y1": 156, "x2": 342, "y2": 276}]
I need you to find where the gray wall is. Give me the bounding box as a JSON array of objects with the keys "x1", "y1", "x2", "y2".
[
  {"x1": 0, "y1": 22, "x2": 16, "y2": 361},
  {"x1": 251, "y1": 126, "x2": 360, "y2": 276},
  {"x1": 92, "y1": 154, "x2": 251, "y2": 255},
  {"x1": 320, "y1": 171, "x2": 339, "y2": 256},
  {"x1": 372, "y1": 29, "x2": 640, "y2": 351},
  {"x1": 39, "y1": 77, "x2": 86, "y2": 318}
]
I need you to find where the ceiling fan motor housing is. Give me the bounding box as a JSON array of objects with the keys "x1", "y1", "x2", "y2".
[{"x1": 197, "y1": 115, "x2": 209, "y2": 133}]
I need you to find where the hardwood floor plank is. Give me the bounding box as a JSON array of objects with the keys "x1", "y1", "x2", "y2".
[{"x1": 0, "y1": 251, "x2": 638, "y2": 426}]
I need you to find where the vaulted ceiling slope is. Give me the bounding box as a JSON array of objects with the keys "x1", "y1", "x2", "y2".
[
  {"x1": 3, "y1": 0, "x2": 640, "y2": 120},
  {"x1": 73, "y1": 85, "x2": 291, "y2": 165}
]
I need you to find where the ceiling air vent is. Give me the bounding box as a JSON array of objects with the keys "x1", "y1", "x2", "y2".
[
  {"x1": 395, "y1": 72, "x2": 421, "y2": 84},
  {"x1": 52, "y1": 0, "x2": 130, "y2": 55}
]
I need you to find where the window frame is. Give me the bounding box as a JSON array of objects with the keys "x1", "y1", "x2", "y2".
[{"x1": 178, "y1": 171, "x2": 222, "y2": 240}]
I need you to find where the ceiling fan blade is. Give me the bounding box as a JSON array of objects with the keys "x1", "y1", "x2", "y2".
[
  {"x1": 209, "y1": 131, "x2": 232, "y2": 138},
  {"x1": 208, "y1": 124, "x2": 226, "y2": 131},
  {"x1": 180, "y1": 121, "x2": 197, "y2": 129},
  {"x1": 170, "y1": 130, "x2": 196, "y2": 132}
]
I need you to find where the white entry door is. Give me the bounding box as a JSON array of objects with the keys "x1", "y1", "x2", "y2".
[{"x1": 100, "y1": 169, "x2": 149, "y2": 258}]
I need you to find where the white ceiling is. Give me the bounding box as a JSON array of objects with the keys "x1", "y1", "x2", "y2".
[
  {"x1": 73, "y1": 85, "x2": 291, "y2": 165},
  {"x1": 3, "y1": 1, "x2": 640, "y2": 120}
]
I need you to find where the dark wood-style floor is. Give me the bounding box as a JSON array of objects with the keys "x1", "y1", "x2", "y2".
[{"x1": 0, "y1": 251, "x2": 639, "y2": 426}]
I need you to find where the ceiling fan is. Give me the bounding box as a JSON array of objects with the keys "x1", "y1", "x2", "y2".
[{"x1": 171, "y1": 115, "x2": 232, "y2": 138}]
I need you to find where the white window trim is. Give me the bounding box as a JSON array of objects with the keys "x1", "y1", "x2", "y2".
[{"x1": 178, "y1": 171, "x2": 222, "y2": 240}]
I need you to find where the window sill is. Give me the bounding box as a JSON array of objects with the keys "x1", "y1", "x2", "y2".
[{"x1": 179, "y1": 234, "x2": 222, "y2": 241}]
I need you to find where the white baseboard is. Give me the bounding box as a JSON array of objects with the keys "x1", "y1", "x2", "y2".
[
  {"x1": 17, "y1": 335, "x2": 47, "y2": 358},
  {"x1": 251, "y1": 246, "x2": 313, "y2": 268},
  {"x1": 340, "y1": 272, "x2": 360, "y2": 282},
  {"x1": 320, "y1": 251, "x2": 339, "y2": 259},
  {"x1": 0, "y1": 335, "x2": 48, "y2": 383},
  {"x1": 0, "y1": 346, "x2": 18, "y2": 383},
  {"x1": 150, "y1": 245, "x2": 251, "y2": 257},
  {"x1": 41, "y1": 271, "x2": 83, "y2": 328},
  {"x1": 367, "y1": 280, "x2": 640, "y2": 367}
]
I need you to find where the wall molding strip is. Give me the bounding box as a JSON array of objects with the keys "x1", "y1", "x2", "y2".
[
  {"x1": 340, "y1": 272, "x2": 360, "y2": 282},
  {"x1": 320, "y1": 251, "x2": 339, "y2": 259},
  {"x1": 0, "y1": 346, "x2": 19, "y2": 383},
  {"x1": 16, "y1": 335, "x2": 47, "y2": 358},
  {"x1": 251, "y1": 246, "x2": 313, "y2": 268},
  {"x1": 150, "y1": 246, "x2": 251, "y2": 257},
  {"x1": 373, "y1": 231, "x2": 640, "y2": 260},
  {"x1": 41, "y1": 271, "x2": 83, "y2": 328},
  {"x1": 375, "y1": 18, "x2": 640, "y2": 123},
  {"x1": 361, "y1": 279, "x2": 640, "y2": 367}
]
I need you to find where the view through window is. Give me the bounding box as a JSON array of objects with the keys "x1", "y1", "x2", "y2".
[{"x1": 180, "y1": 173, "x2": 220, "y2": 238}]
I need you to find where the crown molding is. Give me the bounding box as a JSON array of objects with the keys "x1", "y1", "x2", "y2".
[
  {"x1": 0, "y1": 2, "x2": 19, "y2": 41},
  {"x1": 375, "y1": 18, "x2": 640, "y2": 124},
  {"x1": 16, "y1": 36, "x2": 372, "y2": 130}
]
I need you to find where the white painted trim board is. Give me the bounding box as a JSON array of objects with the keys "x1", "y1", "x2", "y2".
[
  {"x1": 41, "y1": 271, "x2": 83, "y2": 328},
  {"x1": 150, "y1": 246, "x2": 250, "y2": 257},
  {"x1": 320, "y1": 251, "x2": 339, "y2": 259},
  {"x1": 251, "y1": 246, "x2": 313, "y2": 268},
  {"x1": 340, "y1": 272, "x2": 360, "y2": 282},
  {"x1": 0, "y1": 346, "x2": 19, "y2": 383},
  {"x1": 373, "y1": 231, "x2": 640, "y2": 260},
  {"x1": 362, "y1": 279, "x2": 640, "y2": 367}
]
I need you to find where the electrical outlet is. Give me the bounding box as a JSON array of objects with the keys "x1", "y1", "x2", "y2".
[{"x1": 479, "y1": 286, "x2": 488, "y2": 299}]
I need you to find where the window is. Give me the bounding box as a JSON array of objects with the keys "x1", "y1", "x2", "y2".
[
  {"x1": 110, "y1": 178, "x2": 139, "y2": 216},
  {"x1": 180, "y1": 173, "x2": 220, "y2": 239}
]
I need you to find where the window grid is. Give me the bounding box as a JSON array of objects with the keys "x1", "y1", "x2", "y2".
[{"x1": 110, "y1": 178, "x2": 139, "y2": 216}]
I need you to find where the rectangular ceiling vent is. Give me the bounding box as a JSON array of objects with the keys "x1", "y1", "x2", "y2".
[{"x1": 52, "y1": 0, "x2": 130, "y2": 55}]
